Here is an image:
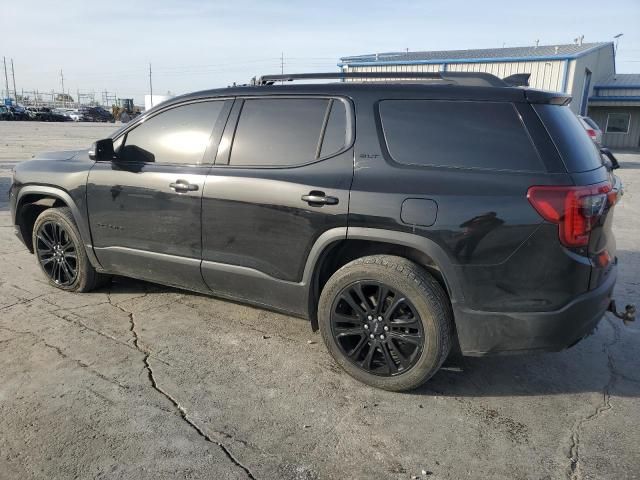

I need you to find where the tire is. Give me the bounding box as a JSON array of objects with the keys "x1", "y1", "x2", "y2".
[
  {"x1": 32, "y1": 207, "x2": 109, "y2": 292},
  {"x1": 318, "y1": 255, "x2": 452, "y2": 391}
]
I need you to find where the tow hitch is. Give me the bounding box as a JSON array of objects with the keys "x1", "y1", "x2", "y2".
[{"x1": 608, "y1": 300, "x2": 636, "y2": 326}]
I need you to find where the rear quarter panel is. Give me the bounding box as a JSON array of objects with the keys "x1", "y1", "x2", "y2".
[{"x1": 348, "y1": 92, "x2": 582, "y2": 312}]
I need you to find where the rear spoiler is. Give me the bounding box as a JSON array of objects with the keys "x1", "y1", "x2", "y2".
[
  {"x1": 524, "y1": 89, "x2": 572, "y2": 106},
  {"x1": 503, "y1": 73, "x2": 530, "y2": 87}
]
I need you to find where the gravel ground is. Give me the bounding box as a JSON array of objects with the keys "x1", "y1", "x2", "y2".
[{"x1": 0, "y1": 122, "x2": 639, "y2": 480}]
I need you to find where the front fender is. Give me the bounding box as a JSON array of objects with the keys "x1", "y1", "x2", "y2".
[{"x1": 15, "y1": 185, "x2": 102, "y2": 270}]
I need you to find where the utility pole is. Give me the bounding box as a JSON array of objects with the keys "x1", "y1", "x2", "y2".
[
  {"x1": 149, "y1": 63, "x2": 153, "y2": 106},
  {"x1": 60, "y1": 69, "x2": 65, "y2": 106},
  {"x1": 10, "y1": 59, "x2": 17, "y2": 103},
  {"x1": 280, "y1": 52, "x2": 284, "y2": 84},
  {"x1": 3, "y1": 57, "x2": 9, "y2": 102},
  {"x1": 614, "y1": 33, "x2": 624, "y2": 56}
]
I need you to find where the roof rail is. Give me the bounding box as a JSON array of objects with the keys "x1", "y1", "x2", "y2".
[{"x1": 254, "y1": 71, "x2": 509, "y2": 88}]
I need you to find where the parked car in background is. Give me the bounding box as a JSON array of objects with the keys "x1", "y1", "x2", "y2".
[
  {"x1": 68, "y1": 110, "x2": 83, "y2": 122},
  {"x1": 0, "y1": 105, "x2": 13, "y2": 120},
  {"x1": 578, "y1": 115, "x2": 603, "y2": 146},
  {"x1": 27, "y1": 107, "x2": 70, "y2": 122},
  {"x1": 9, "y1": 105, "x2": 31, "y2": 121},
  {"x1": 79, "y1": 106, "x2": 114, "y2": 123}
]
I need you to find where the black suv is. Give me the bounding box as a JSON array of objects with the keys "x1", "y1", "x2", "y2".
[{"x1": 9, "y1": 72, "x2": 633, "y2": 391}]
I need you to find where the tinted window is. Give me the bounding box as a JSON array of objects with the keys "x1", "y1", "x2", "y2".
[
  {"x1": 379, "y1": 100, "x2": 544, "y2": 171},
  {"x1": 230, "y1": 98, "x2": 329, "y2": 166},
  {"x1": 535, "y1": 105, "x2": 602, "y2": 172},
  {"x1": 320, "y1": 100, "x2": 348, "y2": 157},
  {"x1": 121, "y1": 101, "x2": 224, "y2": 164}
]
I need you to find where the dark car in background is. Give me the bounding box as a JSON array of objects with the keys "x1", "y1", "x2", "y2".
[
  {"x1": 8, "y1": 105, "x2": 32, "y2": 121},
  {"x1": 0, "y1": 105, "x2": 13, "y2": 120},
  {"x1": 25, "y1": 107, "x2": 70, "y2": 122},
  {"x1": 79, "y1": 106, "x2": 114, "y2": 123},
  {"x1": 8, "y1": 71, "x2": 634, "y2": 391}
]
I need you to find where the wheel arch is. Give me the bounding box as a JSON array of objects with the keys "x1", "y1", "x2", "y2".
[
  {"x1": 305, "y1": 227, "x2": 464, "y2": 333},
  {"x1": 15, "y1": 186, "x2": 101, "y2": 269}
]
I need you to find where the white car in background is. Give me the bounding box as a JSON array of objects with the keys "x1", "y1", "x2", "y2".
[
  {"x1": 68, "y1": 110, "x2": 82, "y2": 122},
  {"x1": 578, "y1": 115, "x2": 603, "y2": 146}
]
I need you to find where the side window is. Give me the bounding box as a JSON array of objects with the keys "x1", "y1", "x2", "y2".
[
  {"x1": 120, "y1": 101, "x2": 224, "y2": 164},
  {"x1": 379, "y1": 100, "x2": 544, "y2": 171},
  {"x1": 229, "y1": 98, "x2": 347, "y2": 167},
  {"x1": 320, "y1": 100, "x2": 348, "y2": 158},
  {"x1": 605, "y1": 113, "x2": 630, "y2": 134}
]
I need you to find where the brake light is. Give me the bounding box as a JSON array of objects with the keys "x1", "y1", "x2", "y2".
[
  {"x1": 586, "y1": 128, "x2": 597, "y2": 139},
  {"x1": 527, "y1": 182, "x2": 612, "y2": 248}
]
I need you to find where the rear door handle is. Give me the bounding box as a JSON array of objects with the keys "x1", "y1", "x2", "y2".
[
  {"x1": 301, "y1": 191, "x2": 339, "y2": 206},
  {"x1": 170, "y1": 179, "x2": 199, "y2": 192}
]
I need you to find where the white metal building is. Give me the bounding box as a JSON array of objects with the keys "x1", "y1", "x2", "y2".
[
  {"x1": 588, "y1": 74, "x2": 640, "y2": 149},
  {"x1": 339, "y1": 42, "x2": 615, "y2": 115}
]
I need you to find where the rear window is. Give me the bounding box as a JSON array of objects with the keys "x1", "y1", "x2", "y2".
[
  {"x1": 535, "y1": 105, "x2": 603, "y2": 172},
  {"x1": 379, "y1": 100, "x2": 544, "y2": 171},
  {"x1": 581, "y1": 116, "x2": 600, "y2": 130}
]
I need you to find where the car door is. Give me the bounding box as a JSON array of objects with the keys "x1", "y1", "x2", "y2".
[
  {"x1": 87, "y1": 98, "x2": 231, "y2": 290},
  {"x1": 200, "y1": 96, "x2": 354, "y2": 314}
]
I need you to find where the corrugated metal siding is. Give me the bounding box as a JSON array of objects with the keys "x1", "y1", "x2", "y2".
[
  {"x1": 588, "y1": 107, "x2": 640, "y2": 149},
  {"x1": 344, "y1": 63, "x2": 442, "y2": 81},
  {"x1": 343, "y1": 60, "x2": 564, "y2": 90},
  {"x1": 566, "y1": 46, "x2": 615, "y2": 113},
  {"x1": 595, "y1": 88, "x2": 640, "y2": 97}
]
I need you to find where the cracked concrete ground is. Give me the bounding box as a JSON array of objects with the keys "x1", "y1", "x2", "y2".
[{"x1": 1, "y1": 122, "x2": 639, "y2": 480}]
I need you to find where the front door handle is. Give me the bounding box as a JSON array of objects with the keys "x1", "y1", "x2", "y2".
[
  {"x1": 169, "y1": 179, "x2": 199, "y2": 192},
  {"x1": 301, "y1": 191, "x2": 339, "y2": 206}
]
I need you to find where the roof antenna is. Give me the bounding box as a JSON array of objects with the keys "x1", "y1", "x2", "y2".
[{"x1": 579, "y1": 35, "x2": 584, "y2": 46}]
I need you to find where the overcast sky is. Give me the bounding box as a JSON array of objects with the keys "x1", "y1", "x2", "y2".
[{"x1": 3, "y1": 0, "x2": 639, "y2": 103}]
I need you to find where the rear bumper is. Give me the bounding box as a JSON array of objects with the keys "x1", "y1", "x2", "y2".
[{"x1": 454, "y1": 265, "x2": 617, "y2": 356}]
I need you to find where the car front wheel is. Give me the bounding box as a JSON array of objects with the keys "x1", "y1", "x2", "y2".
[{"x1": 32, "y1": 207, "x2": 108, "y2": 292}]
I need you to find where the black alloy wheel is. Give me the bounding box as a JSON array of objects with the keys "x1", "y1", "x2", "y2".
[
  {"x1": 35, "y1": 220, "x2": 78, "y2": 286},
  {"x1": 330, "y1": 281, "x2": 425, "y2": 376}
]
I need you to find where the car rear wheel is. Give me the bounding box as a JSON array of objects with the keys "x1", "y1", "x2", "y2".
[
  {"x1": 318, "y1": 255, "x2": 452, "y2": 391},
  {"x1": 32, "y1": 207, "x2": 109, "y2": 292}
]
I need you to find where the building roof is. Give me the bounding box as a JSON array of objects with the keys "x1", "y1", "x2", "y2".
[
  {"x1": 595, "y1": 73, "x2": 640, "y2": 88},
  {"x1": 591, "y1": 74, "x2": 640, "y2": 104},
  {"x1": 339, "y1": 42, "x2": 612, "y2": 66}
]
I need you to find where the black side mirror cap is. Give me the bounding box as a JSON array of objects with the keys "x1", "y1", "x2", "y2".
[
  {"x1": 89, "y1": 138, "x2": 115, "y2": 161},
  {"x1": 600, "y1": 147, "x2": 620, "y2": 170}
]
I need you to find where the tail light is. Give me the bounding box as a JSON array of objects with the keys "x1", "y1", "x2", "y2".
[
  {"x1": 527, "y1": 181, "x2": 614, "y2": 248},
  {"x1": 585, "y1": 128, "x2": 597, "y2": 139}
]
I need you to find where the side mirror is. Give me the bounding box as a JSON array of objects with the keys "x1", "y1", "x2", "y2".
[
  {"x1": 600, "y1": 147, "x2": 620, "y2": 170},
  {"x1": 89, "y1": 138, "x2": 115, "y2": 161}
]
